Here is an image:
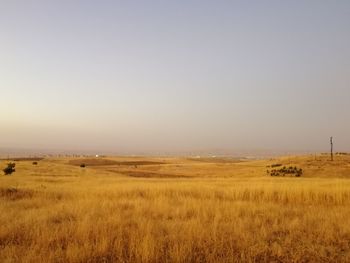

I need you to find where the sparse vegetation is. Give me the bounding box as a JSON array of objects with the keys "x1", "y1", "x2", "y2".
[{"x1": 336, "y1": 152, "x2": 349, "y2": 155}]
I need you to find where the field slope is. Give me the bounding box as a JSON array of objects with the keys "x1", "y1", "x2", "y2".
[{"x1": 1, "y1": 154, "x2": 350, "y2": 262}]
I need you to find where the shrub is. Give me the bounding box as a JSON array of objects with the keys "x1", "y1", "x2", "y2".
[
  {"x1": 266, "y1": 164, "x2": 283, "y2": 168},
  {"x1": 267, "y1": 166, "x2": 303, "y2": 177},
  {"x1": 80, "y1": 164, "x2": 86, "y2": 168},
  {"x1": 3, "y1": 163, "x2": 16, "y2": 175},
  {"x1": 33, "y1": 162, "x2": 38, "y2": 165},
  {"x1": 271, "y1": 163, "x2": 282, "y2": 168}
]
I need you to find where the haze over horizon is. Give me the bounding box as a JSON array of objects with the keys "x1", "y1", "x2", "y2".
[{"x1": 1, "y1": 1, "x2": 350, "y2": 154}]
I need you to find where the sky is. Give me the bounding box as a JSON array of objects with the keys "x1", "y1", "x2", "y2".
[{"x1": 0, "y1": 1, "x2": 350, "y2": 155}]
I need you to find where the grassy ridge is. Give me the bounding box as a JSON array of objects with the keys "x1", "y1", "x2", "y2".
[{"x1": 1, "y1": 155, "x2": 350, "y2": 262}]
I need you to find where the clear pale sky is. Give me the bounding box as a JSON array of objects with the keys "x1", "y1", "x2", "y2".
[{"x1": 1, "y1": 1, "x2": 350, "y2": 154}]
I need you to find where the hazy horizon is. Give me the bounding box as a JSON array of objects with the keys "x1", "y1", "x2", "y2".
[{"x1": 1, "y1": 1, "x2": 350, "y2": 154}]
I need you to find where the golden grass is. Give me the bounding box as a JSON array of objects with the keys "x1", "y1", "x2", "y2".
[{"x1": 1, "y1": 155, "x2": 350, "y2": 262}]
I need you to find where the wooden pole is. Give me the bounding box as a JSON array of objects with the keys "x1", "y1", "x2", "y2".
[{"x1": 330, "y1": 137, "x2": 333, "y2": 161}]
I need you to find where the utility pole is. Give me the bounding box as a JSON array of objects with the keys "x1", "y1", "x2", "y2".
[{"x1": 330, "y1": 137, "x2": 334, "y2": 161}]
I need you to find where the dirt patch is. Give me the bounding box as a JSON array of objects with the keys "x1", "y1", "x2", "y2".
[
  {"x1": 69, "y1": 159, "x2": 165, "y2": 166},
  {"x1": 187, "y1": 157, "x2": 243, "y2": 164},
  {"x1": 0, "y1": 187, "x2": 35, "y2": 201},
  {"x1": 69, "y1": 159, "x2": 119, "y2": 166},
  {"x1": 107, "y1": 170, "x2": 192, "y2": 178},
  {"x1": 114, "y1": 161, "x2": 165, "y2": 166}
]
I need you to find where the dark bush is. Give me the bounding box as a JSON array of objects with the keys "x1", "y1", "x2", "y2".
[
  {"x1": 3, "y1": 163, "x2": 16, "y2": 175},
  {"x1": 80, "y1": 164, "x2": 86, "y2": 168},
  {"x1": 267, "y1": 163, "x2": 283, "y2": 168},
  {"x1": 267, "y1": 166, "x2": 303, "y2": 177},
  {"x1": 32, "y1": 162, "x2": 38, "y2": 165},
  {"x1": 271, "y1": 163, "x2": 282, "y2": 168}
]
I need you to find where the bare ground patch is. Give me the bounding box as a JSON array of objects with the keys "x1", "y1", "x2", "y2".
[
  {"x1": 187, "y1": 157, "x2": 244, "y2": 164},
  {"x1": 107, "y1": 170, "x2": 192, "y2": 178},
  {"x1": 69, "y1": 159, "x2": 119, "y2": 166},
  {"x1": 69, "y1": 159, "x2": 165, "y2": 167}
]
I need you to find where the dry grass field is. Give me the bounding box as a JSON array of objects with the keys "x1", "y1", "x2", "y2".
[{"x1": 1, "y1": 154, "x2": 350, "y2": 262}]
